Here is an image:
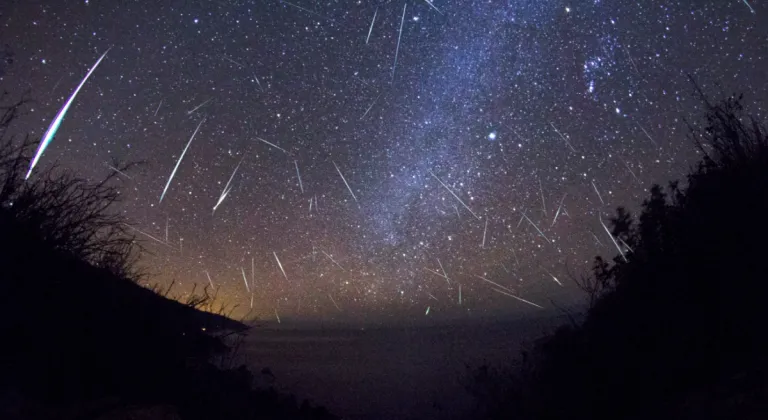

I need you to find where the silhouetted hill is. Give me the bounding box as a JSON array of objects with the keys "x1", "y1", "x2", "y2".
[
  {"x1": 0, "y1": 100, "x2": 335, "y2": 420},
  {"x1": 467, "y1": 93, "x2": 768, "y2": 420}
]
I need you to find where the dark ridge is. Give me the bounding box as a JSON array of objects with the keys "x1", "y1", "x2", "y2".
[{"x1": 0, "y1": 99, "x2": 335, "y2": 420}]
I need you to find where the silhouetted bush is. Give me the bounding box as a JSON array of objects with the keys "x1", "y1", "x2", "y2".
[
  {"x1": 469, "y1": 92, "x2": 768, "y2": 419},
  {"x1": 0, "y1": 99, "x2": 335, "y2": 420}
]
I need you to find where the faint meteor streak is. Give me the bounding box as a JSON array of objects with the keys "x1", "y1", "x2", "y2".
[
  {"x1": 428, "y1": 293, "x2": 438, "y2": 301},
  {"x1": 241, "y1": 267, "x2": 251, "y2": 292},
  {"x1": 623, "y1": 160, "x2": 640, "y2": 183},
  {"x1": 204, "y1": 270, "x2": 214, "y2": 290},
  {"x1": 274, "y1": 252, "x2": 289, "y2": 281},
  {"x1": 255, "y1": 136, "x2": 288, "y2": 153},
  {"x1": 294, "y1": 160, "x2": 304, "y2": 193},
  {"x1": 481, "y1": 217, "x2": 488, "y2": 248},
  {"x1": 428, "y1": 169, "x2": 480, "y2": 219},
  {"x1": 635, "y1": 121, "x2": 658, "y2": 148},
  {"x1": 322, "y1": 250, "x2": 345, "y2": 270},
  {"x1": 26, "y1": 48, "x2": 110, "y2": 180},
  {"x1": 360, "y1": 93, "x2": 381, "y2": 120},
  {"x1": 222, "y1": 54, "x2": 244, "y2": 67},
  {"x1": 474, "y1": 275, "x2": 514, "y2": 293},
  {"x1": 599, "y1": 213, "x2": 628, "y2": 262},
  {"x1": 491, "y1": 288, "x2": 544, "y2": 309},
  {"x1": 459, "y1": 284, "x2": 462, "y2": 305},
  {"x1": 213, "y1": 157, "x2": 244, "y2": 214},
  {"x1": 329, "y1": 294, "x2": 341, "y2": 310},
  {"x1": 250, "y1": 293, "x2": 254, "y2": 309},
  {"x1": 187, "y1": 98, "x2": 213, "y2": 115},
  {"x1": 424, "y1": 267, "x2": 447, "y2": 279},
  {"x1": 551, "y1": 193, "x2": 567, "y2": 227},
  {"x1": 333, "y1": 161, "x2": 358, "y2": 203},
  {"x1": 124, "y1": 224, "x2": 167, "y2": 246},
  {"x1": 366, "y1": 8, "x2": 377, "y2": 44},
  {"x1": 522, "y1": 212, "x2": 551, "y2": 243},
  {"x1": 165, "y1": 216, "x2": 169, "y2": 242},
  {"x1": 274, "y1": 308, "x2": 281, "y2": 323},
  {"x1": 154, "y1": 99, "x2": 163, "y2": 117},
  {"x1": 280, "y1": 0, "x2": 323, "y2": 17},
  {"x1": 590, "y1": 231, "x2": 605, "y2": 247},
  {"x1": 160, "y1": 118, "x2": 205, "y2": 203},
  {"x1": 105, "y1": 162, "x2": 132, "y2": 179},
  {"x1": 550, "y1": 122, "x2": 576, "y2": 153},
  {"x1": 253, "y1": 74, "x2": 264, "y2": 92},
  {"x1": 592, "y1": 180, "x2": 605, "y2": 205},
  {"x1": 392, "y1": 3, "x2": 407, "y2": 81},
  {"x1": 425, "y1": 306, "x2": 430, "y2": 315},
  {"x1": 437, "y1": 258, "x2": 449, "y2": 284},
  {"x1": 539, "y1": 179, "x2": 547, "y2": 216}
]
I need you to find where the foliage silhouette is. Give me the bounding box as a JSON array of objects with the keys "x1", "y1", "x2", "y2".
[
  {"x1": 0, "y1": 98, "x2": 336, "y2": 420},
  {"x1": 467, "y1": 92, "x2": 768, "y2": 419}
]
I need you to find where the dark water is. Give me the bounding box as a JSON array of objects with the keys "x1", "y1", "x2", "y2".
[{"x1": 244, "y1": 317, "x2": 562, "y2": 420}]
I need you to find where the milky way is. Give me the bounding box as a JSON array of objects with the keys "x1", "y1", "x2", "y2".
[{"x1": 1, "y1": 0, "x2": 766, "y2": 324}]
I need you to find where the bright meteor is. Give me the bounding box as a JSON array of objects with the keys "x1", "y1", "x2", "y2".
[{"x1": 26, "y1": 48, "x2": 111, "y2": 180}]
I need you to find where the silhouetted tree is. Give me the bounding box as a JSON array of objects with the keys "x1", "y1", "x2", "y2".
[{"x1": 470, "y1": 91, "x2": 768, "y2": 420}]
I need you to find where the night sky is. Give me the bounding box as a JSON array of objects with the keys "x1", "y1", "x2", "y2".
[{"x1": 1, "y1": 0, "x2": 766, "y2": 324}]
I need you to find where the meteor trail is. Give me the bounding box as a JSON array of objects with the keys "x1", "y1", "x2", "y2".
[
  {"x1": 428, "y1": 169, "x2": 480, "y2": 219},
  {"x1": 392, "y1": 3, "x2": 406, "y2": 81},
  {"x1": 255, "y1": 136, "x2": 288, "y2": 153},
  {"x1": 274, "y1": 252, "x2": 289, "y2": 281},
  {"x1": 241, "y1": 267, "x2": 250, "y2": 292},
  {"x1": 366, "y1": 8, "x2": 377, "y2": 44},
  {"x1": 600, "y1": 213, "x2": 628, "y2": 262},
  {"x1": 550, "y1": 122, "x2": 576, "y2": 153},
  {"x1": 27, "y1": 48, "x2": 110, "y2": 180},
  {"x1": 481, "y1": 217, "x2": 488, "y2": 248},
  {"x1": 592, "y1": 180, "x2": 605, "y2": 205},
  {"x1": 187, "y1": 98, "x2": 213, "y2": 115},
  {"x1": 491, "y1": 288, "x2": 544, "y2": 309},
  {"x1": 329, "y1": 294, "x2": 341, "y2": 310},
  {"x1": 105, "y1": 162, "x2": 132, "y2": 179},
  {"x1": 552, "y1": 193, "x2": 567, "y2": 227},
  {"x1": 222, "y1": 55, "x2": 244, "y2": 67},
  {"x1": 204, "y1": 270, "x2": 214, "y2": 290},
  {"x1": 159, "y1": 118, "x2": 205, "y2": 203},
  {"x1": 294, "y1": 160, "x2": 304, "y2": 193},
  {"x1": 522, "y1": 212, "x2": 551, "y2": 243},
  {"x1": 213, "y1": 157, "x2": 244, "y2": 213},
  {"x1": 360, "y1": 93, "x2": 381, "y2": 120},
  {"x1": 333, "y1": 161, "x2": 358, "y2": 203},
  {"x1": 474, "y1": 275, "x2": 514, "y2": 293},
  {"x1": 154, "y1": 99, "x2": 163, "y2": 117},
  {"x1": 322, "y1": 251, "x2": 345, "y2": 270}
]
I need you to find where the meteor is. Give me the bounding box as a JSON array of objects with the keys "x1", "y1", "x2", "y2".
[
  {"x1": 27, "y1": 48, "x2": 110, "y2": 179},
  {"x1": 159, "y1": 118, "x2": 205, "y2": 203}
]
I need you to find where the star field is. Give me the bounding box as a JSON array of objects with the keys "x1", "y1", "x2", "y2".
[{"x1": 1, "y1": 0, "x2": 766, "y2": 324}]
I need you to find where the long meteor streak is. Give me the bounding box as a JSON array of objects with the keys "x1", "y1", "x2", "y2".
[
  {"x1": 160, "y1": 118, "x2": 205, "y2": 203},
  {"x1": 429, "y1": 169, "x2": 480, "y2": 219},
  {"x1": 274, "y1": 252, "x2": 289, "y2": 281},
  {"x1": 255, "y1": 136, "x2": 288, "y2": 153},
  {"x1": 522, "y1": 212, "x2": 551, "y2": 243},
  {"x1": 322, "y1": 251, "x2": 345, "y2": 270},
  {"x1": 392, "y1": 3, "x2": 407, "y2": 81},
  {"x1": 204, "y1": 270, "x2": 215, "y2": 290},
  {"x1": 366, "y1": 8, "x2": 377, "y2": 44},
  {"x1": 333, "y1": 161, "x2": 358, "y2": 203},
  {"x1": 552, "y1": 193, "x2": 567, "y2": 227},
  {"x1": 491, "y1": 288, "x2": 544, "y2": 309},
  {"x1": 241, "y1": 267, "x2": 250, "y2": 292},
  {"x1": 187, "y1": 98, "x2": 213, "y2": 115},
  {"x1": 294, "y1": 160, "x2": 304, "y2": 193},
  {"x1": 27, "y1": 49, "x2": 111, "y2": 179}
]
